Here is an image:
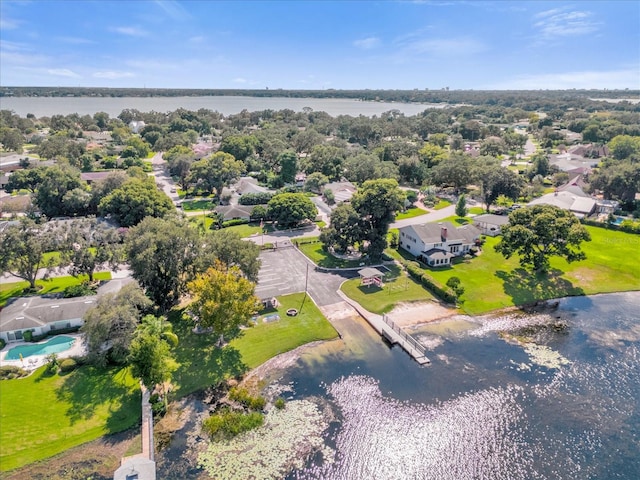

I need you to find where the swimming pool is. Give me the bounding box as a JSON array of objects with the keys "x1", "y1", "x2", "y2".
[{"x1": 4, "y1": 335, "x2": 76, "y2": 360}]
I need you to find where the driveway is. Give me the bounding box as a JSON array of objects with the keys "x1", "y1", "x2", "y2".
[{"x1": 255, "y1": 247, "x2": 357, "y2": 306}]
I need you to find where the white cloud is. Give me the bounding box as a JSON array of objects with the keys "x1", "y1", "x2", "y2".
[
  {"x1": 405, "y1": 37, "x2": 487, "y2": 56},
  {"x1": 110, "y1": 26, "x2": 149, "y2": 37},
  {"x1": 533, "y1": 9, "x2": 599, "y2": 39},
  {"x1": 354, "y1": 37, "x2": 381, "y2": 50},
  {"x1": 0, "y1": 17, "x2": 20, "y2": 30},
  {"x1": 47, "y1": 68, "x2": 81, "y2": 78},
  {"x1": 154, "y1": 0, "x2": 191, "y2": 20},
  {"x1": 233, "y1": 77, "x2": 247, "y2": 83},
  {"x1": 93, "y1": 71, "x2": 135, "y2": 79},
  {"x1": 489, "y1": 68, "x2": 640, "y2": 90},
  {"x1": 189, "y1": 35, "x2": 206, "y2": 43}
]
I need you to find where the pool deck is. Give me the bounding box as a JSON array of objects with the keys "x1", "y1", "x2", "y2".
[{"x1": 0, "y1": 333, "x2": 87, "y2": 371}]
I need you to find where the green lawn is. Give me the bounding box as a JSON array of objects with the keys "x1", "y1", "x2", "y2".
[
  {"x1": 181, "y1": 199, "x2": 216, "y2": 211},
  {"x1": 169, "y1": 292, "x2": 338, "y2": 398},
  {"x1": 424, "y1": 226, "x2": 640, "y2": 315},
  {"x1": 340, "y1": 264, "x2": 435, "y2": 314},
  {"x1": 469, "y1": 207, "x2": 485, "y2": 215},
  {"x1": 225, "y1": 223, "x2": 263, "y2": 238},
  {"x1": 297, "y1": 238, "x2": 365, "y2": 268},
  {"x1": 395, "y1": 206, "x2": 429, "y2": 221},
  {"x1": 0, "y1": 366, "x2": 140, "y2": 472},
  {"x1": 433, "y1": 199, "x2": 452, "y2": 210},
  {"x1": 0, "y1": 272, "x2": 112, "y2": 307},
  {"x1": 0, "y1": 292, "x2": 338, "y2": 471},
  {"x1": 431, "y1": 215, "x2": 472, "y2": 226}
]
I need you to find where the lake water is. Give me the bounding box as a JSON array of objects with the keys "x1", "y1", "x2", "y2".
[
  {"x1": 0, "y1": 96, "x2": 443, "y2": 118},
  {"x1": 280, "y1": 292, "x2": 640, "y2": 480},
  {"x1": 159, "y1": 291, "x2": 640, "y2": 479}
]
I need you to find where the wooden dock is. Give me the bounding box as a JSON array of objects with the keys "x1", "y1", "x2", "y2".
[{"x1": 337, "y1": 291, "x2": 430, "y2": 365}]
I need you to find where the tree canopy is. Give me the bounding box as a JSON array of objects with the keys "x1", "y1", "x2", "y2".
[
  {"x1": 98, "y1": 177, "x2": 174, "y2": 227},
  {"x1": 125, "y1": 217, "x2": 200, "y2": 311},
  {"x1": 0, "y1": 218, "x2": 58, "y2": 289},
  {"x1": 82, "y1": 283, "x2": 152, "y2": 366},
  {"x1": 267, "y1": 192, "x2": 317, "y2": 227},
  {"x1": 495, "y1": 205, "x2": 591, "y2": 272},
  {"x1": 187, "y1": 262, "x2": 261, "y2": 343}
]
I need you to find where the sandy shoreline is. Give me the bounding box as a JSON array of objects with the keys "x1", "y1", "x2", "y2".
[{"x1": 385, "y1": 301, "x2": 460, "y2": 327}]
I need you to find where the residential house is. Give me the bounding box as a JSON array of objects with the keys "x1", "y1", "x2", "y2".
[
  {"x1": 472, "y1": 214, "x2": 510, "y2": 236},
  {"x1": 323, "y1": 181, "x2": 357, "y2": 204},
  {"x1": 398, "y1": 221, "x2": 481, "y2": 267},
  {"x1": 528, "y1": 189, "x2": 596, "y2": 218},
  {"x1": 0, "y1": 295, "x2": 97, "y2": 343},
  {"x1": 80, "y1": 171, "x2": 116, "y2": 185},
  {"x1": 214, "y1": 204, "x2": 259, "y2": 222}
]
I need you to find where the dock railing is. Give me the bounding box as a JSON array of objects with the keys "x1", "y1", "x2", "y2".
[{"x1": 382, "y1": 314, "x2": 428, "y2": 358}]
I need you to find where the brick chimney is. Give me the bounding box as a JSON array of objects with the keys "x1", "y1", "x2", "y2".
[{"x1": 441, "y1": 226, "x2": 447, "y2": 241}]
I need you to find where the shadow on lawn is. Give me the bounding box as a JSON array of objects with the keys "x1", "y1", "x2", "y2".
[
  {"x1": 169, "y1": 309, "x2": 248, "y2": 398},
  {"x1": 55, "y1": 365, "x2": 140, "y2": 431},
  {"x1": 496, "y1": 268, "x2": 585, "y2": 306}
]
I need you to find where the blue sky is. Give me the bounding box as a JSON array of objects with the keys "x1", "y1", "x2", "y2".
[{"x1": 1, "y1": 0, "x2": 638, "y2": 90}]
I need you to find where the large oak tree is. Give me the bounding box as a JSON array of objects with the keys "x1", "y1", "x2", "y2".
[{"x1": 495, "y1": 205, "x2": 591, "y2": 272}]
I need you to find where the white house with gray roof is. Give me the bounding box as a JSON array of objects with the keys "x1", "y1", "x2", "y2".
[
  {"x1": 0, "y1": 295, "x2": 97, "y2": 343},
  {"x1": 472, "y1": 214, "x2": 510, "y2": 236},
  {"x1": 399, "y1": 221, "x2": 481, "y2": 267}
]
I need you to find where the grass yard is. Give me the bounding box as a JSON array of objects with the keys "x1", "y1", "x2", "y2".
[
  {"x1": 187, "y1": 215, "x2": 215, "y2": 231},
  {"x1": 296, "y1": 237, "x2": 365, "y2": 268},
  {"x1": 431, "y1": 215, "x2": 472, "y2": 225},
  {"x1": 433, "y1": 199, "x2": 452, "y2": 210},
  {"x1": 224, "y1": 222, "x2": 263, "y2": 238},
  {"x1": 169, "y1": 292, "x2": 338, "y2": 398},
  {"x1": 181, "y1": 199, "x2": 216, "y2": 211},
  {"x1": 0, "y1": 272, "x2": 112, "y2": 307},
  {"x1": 425, "y1": 226, "x2": 640, "y2": 315},
  {"x1": 340, "y1": 264, "x2": 434, "y2": 314},
  {"x1": 469, "y1": 207, "x2": 485, "y2": 215},
  {"x1": 1, "y1": 292, "x2": 337, "y2": 471},
  {"x1": 395, "y1": 206, "x2": 429, "y2": 221},
  {"x1": 0, "y1": 366, "x2": 140, "y2": 472}
]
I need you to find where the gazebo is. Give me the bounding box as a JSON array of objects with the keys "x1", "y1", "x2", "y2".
[{"x1": 358, "y1": 267, "x2": 385, "y2": 287}]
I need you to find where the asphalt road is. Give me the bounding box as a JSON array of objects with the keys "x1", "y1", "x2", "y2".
[{"x1": 254, "y1": 246, "x2": 357, "y2": 306}]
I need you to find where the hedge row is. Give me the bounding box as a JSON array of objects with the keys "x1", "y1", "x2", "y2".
[
  {"x1": 400, "y1": 259, "x2": 458, "y2": 304},
  {"x1": 238, "y1": 192, "x2": 274, "y2": 205}
]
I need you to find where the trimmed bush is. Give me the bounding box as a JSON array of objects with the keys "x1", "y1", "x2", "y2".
[
  {"x1": 238, "y1": 192, "x2": 273, "y2": 205},
  {"x1": 63, "y1": 283, "x2": 96, "y2": 298},
  {"x1": 274, "y1": 397, "x2": 286, "y2": 410},
  {"x1": 202, "y1": 410, "x2": 264, "y2": 439},
  {"x1": 58, "y1": 358, "x2": 78, "y2": 374},
  {"x1": 221, "y1": 218, "x2": 250, "y2": 228},
  {"x1": 23, "y1": 330, "x2": 33, "y2": 342},
  {"x1": 0, "y1": 338, "x2": 5, "y2": 351}
]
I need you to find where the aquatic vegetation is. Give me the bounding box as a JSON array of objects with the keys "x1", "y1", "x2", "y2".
[
  {"x1": 198, "y1": 399, "x2": 332, "y2": 479},
  {"x1": 202, "y1": 410, "x2": 264, "y2": 439},
  {"x1": 522, "y1": 343, "x2": 571, "y2": 369}
]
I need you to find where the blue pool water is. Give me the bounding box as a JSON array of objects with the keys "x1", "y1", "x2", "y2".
[{"x1": 5, "y1": 335, "x2": 75, "y2": 360}]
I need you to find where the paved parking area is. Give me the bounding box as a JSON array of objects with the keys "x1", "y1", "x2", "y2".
[{"x1": 255, "y1": 247, "x2": 357, "y2": 306}]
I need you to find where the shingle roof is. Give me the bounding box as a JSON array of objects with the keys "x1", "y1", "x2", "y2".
[
  {"x1": 1, "y1": 296, "x2": 97, "y2": 332},
  {"x1": 472, "y1": 214, "x2": 510, "y2": 226}
]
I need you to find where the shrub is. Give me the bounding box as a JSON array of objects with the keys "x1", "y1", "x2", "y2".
[
  {"x1": 23, "y1": 330, "x2": 33, "y2": 342},
  {"x1": 274, "y1": 397, "x2": 286, "y2": 410},
  {"x1": 228, "y1": 387, "x2": 267, "y2": 411},
  {"x1": 45, "y1": 353, "x2": 59, "y2": 374},
  {"x1": 63, "y1": 283, "x2": 96, "y2": 298},
  {"x1": 401, "y1": 260, "x2": 458, "y2": 304},
  {"x1": 238, "y1": 192, "x2": 273, "y2": 205},
  {"x1": 202, "y1": 410, "x2": 264, "y2": 439},
  {"x1": 0, "y1": 338, "x2": 5, "y2": 351},
  {"x1": 0, "y1": 366, "x2": 29, "y2": 380},
  {"x1": 221, "y1": 218, "x2": 250, "y2": 228},
  {"x1": 58, "y1": 358, "x2": 78, "y2": 374}
]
